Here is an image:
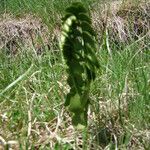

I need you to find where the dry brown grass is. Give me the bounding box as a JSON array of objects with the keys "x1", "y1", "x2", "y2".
[
  {"x1": 92, "y1": 0, "x2": 150, "y2": 49},
  {"x1": 0, "y1": 14, "x2": 60, "y2": 55}
]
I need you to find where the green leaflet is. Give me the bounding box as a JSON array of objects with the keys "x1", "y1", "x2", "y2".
[
  {"x1": 60, "y1": 2, "x2": 99, "y2": 128},
  {"x1": 66, "y1": 2, "x2": 87, "y2": 15},
  {"x1": 77, "y1": 13, "x2": 92, "y2": 23},
  {"x1": 69, "y1": 93, "x2": 82, "y2": 112},
  {"x1": 81, "y1": 21, "x2": 95, "y2": 36},
  {"x1": 82, "y1": 31, "x2": 95, "y2": 46}
]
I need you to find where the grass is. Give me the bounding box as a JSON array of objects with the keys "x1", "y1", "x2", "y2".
[
  {"x1": 0, "y1": 0, "x2": 94, "y2": 30},
  {"x1": 0, "y1": 0, "x2": 150, "y2": 149}
]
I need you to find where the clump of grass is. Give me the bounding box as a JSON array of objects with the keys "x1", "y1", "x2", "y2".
[
  {"x1": 0, "y1": 47, "x2": 65, "y2": 148},
  {"x1": 0, "y1": 0, "x2": 94, "y2": 30},
  {"x1": 89, "y1": 43, "x2": 150, "y2": 149},
  {"x1": 92, "y1": 0, "x2": 150, "y2": 50}
]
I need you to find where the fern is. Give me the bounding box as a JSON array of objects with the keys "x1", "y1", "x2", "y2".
[{"x1": 60, "y1": 2, "x2": 99, "y2": 128}]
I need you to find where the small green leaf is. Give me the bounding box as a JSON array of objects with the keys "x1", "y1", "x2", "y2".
[
  {"x1": 66, "y1": 3, "x2": 87, "y2": 15},
  {"x1": 82, "y1": 31, "x2": 95, "y2": 46},
  {"x1": 69, "y1": 93, "x2": 82, "y2": 112}
]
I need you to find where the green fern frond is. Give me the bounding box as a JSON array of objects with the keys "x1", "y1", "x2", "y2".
[{"x1": 60, "y1": 2, "x2": 99, "y2": 128}]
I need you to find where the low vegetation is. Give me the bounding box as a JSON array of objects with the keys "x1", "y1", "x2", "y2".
[
  {"x1": 0, "y1": 0, "x2": 149, "y2": 149},
  {"x1": 60, "y1": 2, "x2": 100, "y2": 127}
]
